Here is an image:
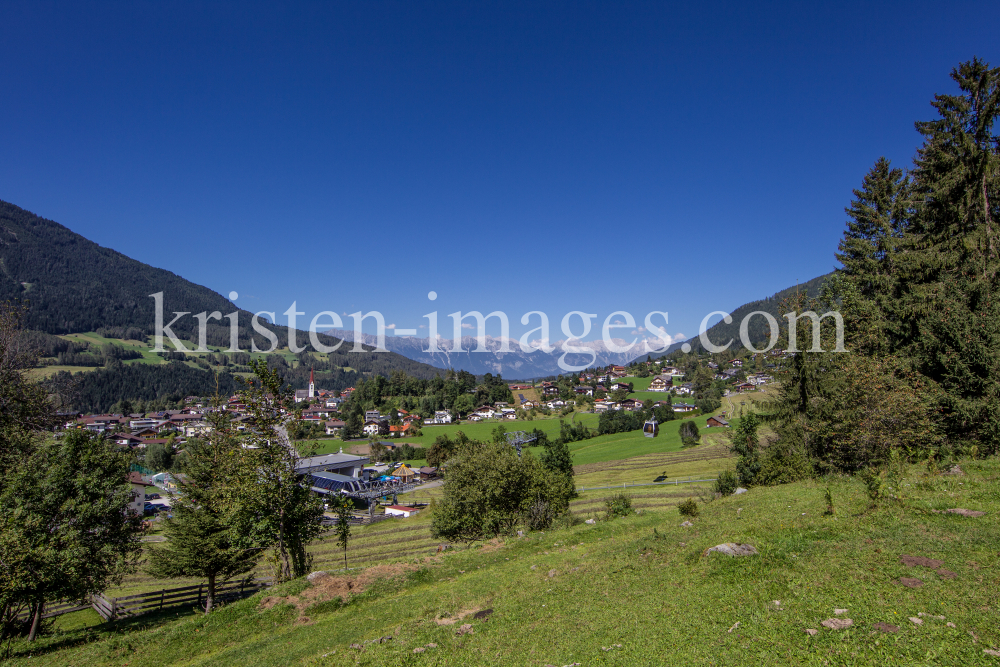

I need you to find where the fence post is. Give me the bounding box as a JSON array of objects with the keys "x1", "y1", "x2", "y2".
[
  {"x1": 159, "y1": 589, "x2": 165, "y2": 611},
  {"x1": 111, "y1": 597, "x2": 117, "y2": 620},
  {"x1": 198, "y1": 584, "x2": 203, "y2": 609}
]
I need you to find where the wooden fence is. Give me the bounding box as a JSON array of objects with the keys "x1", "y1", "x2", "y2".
[
  {"x1": 17, "y1": 579, "x2": 271, "y2": 623},
  {"x1": 91, "y1": 579, "x2": 271, "y2": 620}
]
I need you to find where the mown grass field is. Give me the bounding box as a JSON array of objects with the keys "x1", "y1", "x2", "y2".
[{"x1": 13, "y1": 457, "x2": 1000, "y2": 666}]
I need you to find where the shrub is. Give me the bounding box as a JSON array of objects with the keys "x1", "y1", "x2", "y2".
[
  {"x1": 713, "y1": 469, "x2": 738, "y2": 496},
  {"x1": 603, "y1": 492, "x2": 633, "y2": 520},
  {"x1": 525, "y1": 500, "x2": 555, "y2": 531},
  {"x1": 756, "y1": 439, "x2": 812, "y2": 485},
  {"x1": 678, "y1": 498, "x2": 699, "y2": 517},
  {"x1": 679, "y1": 420, "x2": 700, "y2": 447}
]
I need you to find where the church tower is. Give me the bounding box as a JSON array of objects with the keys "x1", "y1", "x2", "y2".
[{"x1": 308, "y1": 368, "x2": 315, "y2": 398}]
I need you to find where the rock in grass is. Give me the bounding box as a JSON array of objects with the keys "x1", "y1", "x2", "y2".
[
  {"x1": 873, "y1": 622, "x2": 898, "y2": 633},
  {"x1": 733, "y1": 487, "x2": 748, "y2": 495},
  {"x1": 804, "y1": 628, "x2": 818, "y2": 636},
  {"x1": 821, "y1": 618, "x2": 853, "y2": 630},
  {"x1": 456, "y1": 623, "x2": 474, "y2": 636},
  {"x1": 909, "y1": 617, "x2": 923, "y2": 626},
  {"x1": 585, "y1": 518, "x2": 597, "y2": 525},
  {"x1": 680, "y1": 520, "x2": 694, "y2": 527},
  {"x1": 947, "y1": 508, "x2": 986, "y2": 517},
  {"x1": 703, "y1": 543, "x2": 758, "y2": 557},
  {"x1": 985, "y1": 649, "x2": 1000, "y2": 657},
  {"x1": 306, "y1": 571, "x2": 329, "y2": 582}
]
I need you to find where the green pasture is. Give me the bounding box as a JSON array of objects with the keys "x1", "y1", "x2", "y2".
[{"x1": 14, "y1": 457, "x2": 1000, "y2": 666}]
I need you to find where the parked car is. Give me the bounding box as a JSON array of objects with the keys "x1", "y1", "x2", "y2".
[{"x1": 145, "y1": 493, "x2": 161, "y2": 500}]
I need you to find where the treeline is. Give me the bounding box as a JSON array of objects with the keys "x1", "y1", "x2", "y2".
[
  {"x1": 731, "y1": 59, "x2": 1000, "y2": 491},
  {"x1": 47, "y1": 360, "x2": 239, "y2": 413}
]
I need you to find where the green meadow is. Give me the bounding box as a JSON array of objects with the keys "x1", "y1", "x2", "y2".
[{"x1": 13, "y1": 457, "x2": 999, "y2": 666}]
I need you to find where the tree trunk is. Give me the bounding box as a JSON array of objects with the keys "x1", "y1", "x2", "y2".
[
  {"x1": 27, "y1": 600, "x2": 42, "y2": 642},
  {"x1": 205, "y1": 574, "x2": 215, "y2": 614}
]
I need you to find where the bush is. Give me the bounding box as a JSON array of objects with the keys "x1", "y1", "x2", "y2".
[
  {"x1": 603, "y1": 492, "x2": 633, "y2": 520},
  {"x1": 679, "y1": 420, "x2": 700, "y2": 447},
  {"x1": 525, "y1": 500, "x2": 555, "y2": 531},
  {"x1": 713, "y1": 469, "x2": 738, "y2": 496},
  {"x1": 678, "y1": 498, "x2": 699, "y2": 517},
  {"x1": 756, "y1": 440, "x2": 812, "y2": 486}
]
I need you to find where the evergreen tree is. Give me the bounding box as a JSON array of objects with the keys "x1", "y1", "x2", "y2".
[{"x1": 146, "y1": 408, "x2": 259, "y2": 613}]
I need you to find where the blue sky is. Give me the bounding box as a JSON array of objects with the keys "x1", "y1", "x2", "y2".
[{"x1": 1, "y1": 1, "x2": 997, "y2": 344}]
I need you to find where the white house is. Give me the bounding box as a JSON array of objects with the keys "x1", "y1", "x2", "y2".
[{"x1": 384, "y1": 505, "x2": 419, "y2": 518}]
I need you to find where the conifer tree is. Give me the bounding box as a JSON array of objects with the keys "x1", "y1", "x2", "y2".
[{"x1": 146, "y1": 406, "x2": 259, "y2": 613}]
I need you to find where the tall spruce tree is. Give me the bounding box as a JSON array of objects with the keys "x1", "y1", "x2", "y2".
[
  {"x1": 146, "y1": 406, "x2": 259, "y2": 613},
  {"x1": 901, "y1": 57, "x2": 1000, "y2": 453}
]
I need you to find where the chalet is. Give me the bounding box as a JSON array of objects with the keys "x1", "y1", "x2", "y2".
[
  {"x1": 618, "y1": 398, "x2": 640, "y2": 412},
  {"x1": 324, "y1": 397, "x2": 343, "y2": 409},
  {"x1": 595, "y1": 384, "x2": 608, "y2": 393},
  {"x1": 324, "y1": 419, "x2": 346, "y2": 436},
  {"x1": 735, "y1": 383, "x2": 755, "y2": 393},
  {"x1": 574, "y1": 385, "x2": 594, "y2": 396},
  {"x1": 365, "y1": 410, "x2": 382, "y2": 423},
  {"x1": 706, "y1": 416, "x2": 730, "y2": 428},
  {"x1": 546, "y1": 399, "x2": 567, "y2": 409},
  {"x1": 611, "y1": 382, "x2": 632, "y2": 392},
  {"x1": 594, "y1": 402, "x2": 612, "y2": 413},
  {"x1": 302, "y1": 406, "x2": 331, "y2": 419},
  {"x1": 417, "y1": 466, "x2": 438, "y2": 481},
  {"x1": 672, "y1": 385, "x2": 693, "y2": 396},
  {"x1": 389, "y1": 424, "x2": 408, "y2": 436},
  {"x1": 611, "y1": 365, "x2": 626, "y2": 374},
  {"x1": 730, "y1": 359, "x2": 743, "y2": 367},
  {"x1": 672, "y1": 403, "x2": 697, "y2": 413},
  {"x1": 115, "y1": 433, "x2": 144, "y2": 447},
  {"x1": 468, "y1": 414, "x2": 483, "y2": 422},
  {"x1": 521, "y1": 400, "x2": 538, "y2": 409},
  {"x1": 494, "y1": 401, "x2": 509, "y2": 408},
  {"x1": 648, "y1": 376, "x2": 671, "y2": 392},
  {"x1": 425, "y1": 411, "x2": 453, "y2": 424},
  {"x1": 183, "y1": 421, "x2": 212, "y2": 438},
  {"x1": 541, "y1": 382, "x2": 560, "y2": 396},
  {"x1": 707, "y1": 362, "x2": 719, "y2": 369},
  {"x1": 363, "y1": 420, "x2": 389, "y2": 436}
]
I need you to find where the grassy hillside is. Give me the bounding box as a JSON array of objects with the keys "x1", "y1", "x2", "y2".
[{"x1": 12, "y1": 457, "x2": 999, "y2": 666}]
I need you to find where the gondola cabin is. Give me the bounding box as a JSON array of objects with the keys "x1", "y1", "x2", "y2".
[{"x1": 643, "y1": 419, "x2": 659, "y2": 438}]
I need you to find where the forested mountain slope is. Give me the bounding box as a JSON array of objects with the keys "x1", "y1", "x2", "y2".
[{"x1": 0, "y1": 199, "x2": 443, "y2": 380}]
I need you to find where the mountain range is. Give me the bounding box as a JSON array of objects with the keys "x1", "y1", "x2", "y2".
[{"x1": 3, "y1": 198, "x2": 832, "y2": 380}]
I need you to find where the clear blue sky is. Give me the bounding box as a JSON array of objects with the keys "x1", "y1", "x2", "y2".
[{"x1": 1, "y1": 1, "x2": 997, "y2": 343}]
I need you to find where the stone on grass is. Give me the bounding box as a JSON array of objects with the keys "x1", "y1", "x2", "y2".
[
  {"x1": 472, "y1": 608, "x2": 493, "y2": 620},
  {"x1": 703, "y1": 543, "x2": 758, "y2": 557},
  {"x1": 984, "y1": 649, "x2": 1000, "y2": 657},
  {"x1": 548, "y1": 569, "x2": 558, "y2": 578},
  {"x1": 426, "y1": 643, "x2": 438, "y2": 648},
  {"x1": 680, "y1": 521, "x2": 694, "y2": 527},
  {"x1": 945, "y1": 465, "x2": 964, "y2": 476},
  {"x1": 947, "y1": 622, "x2": 956, "y2": 628},
  {"x1": 873, "y1": 622, "x2": 898, "y2": 633},
  {"x1": 733, "y1": 487, "x2": 748, "y2": 495},
  {"x1": 804, "y1": 628, "x2": 818, "y2": 636},
  {"x1": 947, "y1": 508, "x2": 986, "y2": 517},
  {"x1": 900, "y1": 555, "x2": 944, "y2": 568},
  {"x1": 585, "y1": 518, "x2": 597, "y2": 525},
  {"x1": 306, "y1": 571, "x2": 329, "y2": 582},
  {"x1": 456, "y1": 623, "x2": 474, "y2": 636},
  {"x1": 899, "y1": 577, "x2": 923, "y2": 588},
  {"x1": 821, "y1": 618, "x2": 853, "y2": 630},
  {"x1": 909, "y1": 617, "x2": 923, "y2": 626},
  {"x1": 413, "y1": 647, "x2": 426, "y2": 653},
  {"x1": 834, "y1": 608, "x2": 848, "y2": 615}
]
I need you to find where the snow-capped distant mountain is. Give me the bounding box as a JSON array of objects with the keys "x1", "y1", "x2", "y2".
[{"x1": 322, "y1": 329, "x2": 677, "y2": 379}]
